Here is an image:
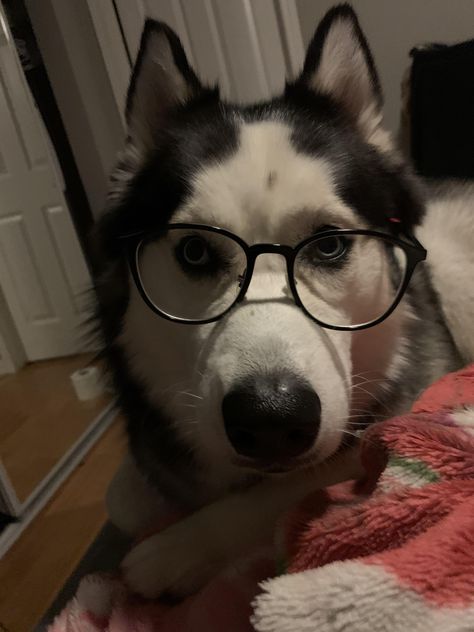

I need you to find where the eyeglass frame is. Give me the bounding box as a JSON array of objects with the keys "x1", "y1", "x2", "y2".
[{"x1": 123, "y1": 223, "x2": 427, "y2": 331}]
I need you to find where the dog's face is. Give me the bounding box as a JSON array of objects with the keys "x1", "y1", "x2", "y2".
[{"x1": 96, "y1": 6, "x2": 423, "y2": 494}]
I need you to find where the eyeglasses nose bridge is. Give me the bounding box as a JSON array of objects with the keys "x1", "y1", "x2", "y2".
[
  {"x1": 247, "y1": 243, "x2": 294, "y2": 258},
  {"x1": 238, "y1": 245, "x2": 295, "y2": 302},
  {"x1": 246, "y1": 243, "x2": 294, "y2": 276}
]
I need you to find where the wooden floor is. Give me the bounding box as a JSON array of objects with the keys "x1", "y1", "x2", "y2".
[
  {"x1": 0, "y1": 354, "x2": 110, "y2": 503},
  {"x1": 0, "y1": 418, "x2": 126, "y2": 632}
]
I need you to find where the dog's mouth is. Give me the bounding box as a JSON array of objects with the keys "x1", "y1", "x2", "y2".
[
  {"x1": 230, "y1": 427, "x2": 366, "y2": 475},
  {"x1": 231, "y1": 453, "x2": 317, "y2": 475}
]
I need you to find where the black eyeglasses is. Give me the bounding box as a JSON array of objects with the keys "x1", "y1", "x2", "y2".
[{"x1": 125, "y1": 223, "x2": 426, "y2": 330}]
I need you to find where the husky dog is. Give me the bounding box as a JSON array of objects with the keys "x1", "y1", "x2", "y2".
[{"x1": 94, "y1": 4, "x2": 474, "y2": 598}]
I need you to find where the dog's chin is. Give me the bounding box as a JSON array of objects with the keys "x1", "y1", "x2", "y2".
[{"x1": 231, "y1": 452, "x2": 320, "y2": 476}]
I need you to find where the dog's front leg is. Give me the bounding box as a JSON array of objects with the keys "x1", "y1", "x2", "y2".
[{"x1": 122, "y1": 447, "x2": 362, "y2": 598}]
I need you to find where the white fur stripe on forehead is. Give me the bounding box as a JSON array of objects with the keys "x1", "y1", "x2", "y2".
[
  {"x1": 301, "y1": 6, "x2": 393, "y2": 153},
  {"x1": 174, "y1": 120, "x2": 360, "y2": 234}
]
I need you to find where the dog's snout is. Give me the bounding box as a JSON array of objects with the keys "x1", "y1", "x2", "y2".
[{"x1": 222, "y1": 372, "x2": 320, "y2": 464}]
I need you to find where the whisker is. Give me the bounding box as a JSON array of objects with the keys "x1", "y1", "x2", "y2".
[
  {"x1": 351, "y1": 384, "x2": 391, "y2": 413},
  {"x1": 157, "y1": 379, "x2": 193, "y2": 397},
  {"x1": 346, "y1": 414, "x2": 372, "y2": 420},
  {"x1": 179, "y1": 418, "x2": 199, "y2": 427},
  {"x1": 352, "y1": 370, "x2": 385, "y2": 380},
  {"x1": 177, "y1": 391, "x2": 204, "y2": 401},
  {"x1": 327, "y1": 427, "x2": 378, "y2": 449},
  {"x1": 351, "y1": 375, "x2": 386, "y2": 386}
]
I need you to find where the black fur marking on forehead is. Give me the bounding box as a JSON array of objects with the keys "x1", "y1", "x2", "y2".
[{"x1": 267, "y1": 171, "x2": 277, "y2": 189}]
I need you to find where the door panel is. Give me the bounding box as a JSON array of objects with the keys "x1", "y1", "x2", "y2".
[{"x1": 0, "y1": 6, "x2": 91, "y2": 361}]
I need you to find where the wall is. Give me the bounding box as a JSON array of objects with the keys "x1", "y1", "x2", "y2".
[{"x1": 295, "y1": 0, "x2": 474, "y2": 134}]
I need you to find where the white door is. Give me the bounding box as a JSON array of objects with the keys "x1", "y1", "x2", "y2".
[{"x1": 0, "y1": 5, "x2": 92, "y2": 361}]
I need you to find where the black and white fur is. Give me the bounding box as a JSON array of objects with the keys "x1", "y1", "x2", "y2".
[{"x1": 93, "y1": 5, "x2": 473, "y2": 597}]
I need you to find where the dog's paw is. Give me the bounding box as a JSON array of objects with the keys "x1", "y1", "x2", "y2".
[{"x1": 121, "y1": 522, "x2": 220, "y2": 599}]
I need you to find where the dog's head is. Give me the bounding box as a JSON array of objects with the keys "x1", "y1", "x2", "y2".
[{"x1": 95, "y1": 5, "x2": 424, "y2": 495}]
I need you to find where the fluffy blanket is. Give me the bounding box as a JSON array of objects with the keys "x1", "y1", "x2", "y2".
[{"x1": 49, "y1": 365, "x2": 474, "y2": 632}]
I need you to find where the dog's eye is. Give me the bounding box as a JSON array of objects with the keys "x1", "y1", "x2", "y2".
[
  {"x1": 178, "y1": 236, "x2": 210, "y2": 267},
  {"x1": 313, "y1": 235, "x2": 347, "y2": 260}
]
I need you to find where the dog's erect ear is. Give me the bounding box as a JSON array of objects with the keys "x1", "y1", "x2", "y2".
[
  {"x1": 300, "y1": 4, "x2": 391, "y2": 151},
  {"x1": 126, "y1": 20, "x2": 202, "y2": 152}
]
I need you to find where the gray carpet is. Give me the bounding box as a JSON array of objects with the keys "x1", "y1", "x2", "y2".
[{"x1": 35, "y1": 522, "x2": 130, "y2": 631}]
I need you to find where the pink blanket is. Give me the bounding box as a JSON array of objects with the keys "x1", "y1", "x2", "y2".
[{"x1": 49, "y1": 365, "x2": 474, "y2": 632}]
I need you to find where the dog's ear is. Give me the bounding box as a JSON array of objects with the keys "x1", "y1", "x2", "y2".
[
  {"x1": 299, "y1": 4, "x2": 391, "y2": 151},
  {"x1": 126, "y1": 20, "x2": 202, "y2": 153}
]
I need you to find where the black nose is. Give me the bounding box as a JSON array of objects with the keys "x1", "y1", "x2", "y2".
[{"x1": 222, "y1": 372, "x2": 321, "y2": 464}]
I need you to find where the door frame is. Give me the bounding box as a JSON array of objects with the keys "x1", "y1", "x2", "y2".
[
  {"x1": 275, "y1": 0, "x2": 305, "y2": 78},
  {"x1": 85, "y1": 0, "x2": 131, "y2": 127},
  {"x1": 0, "y1": 290, "x2": 25, "y2": 375}
]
